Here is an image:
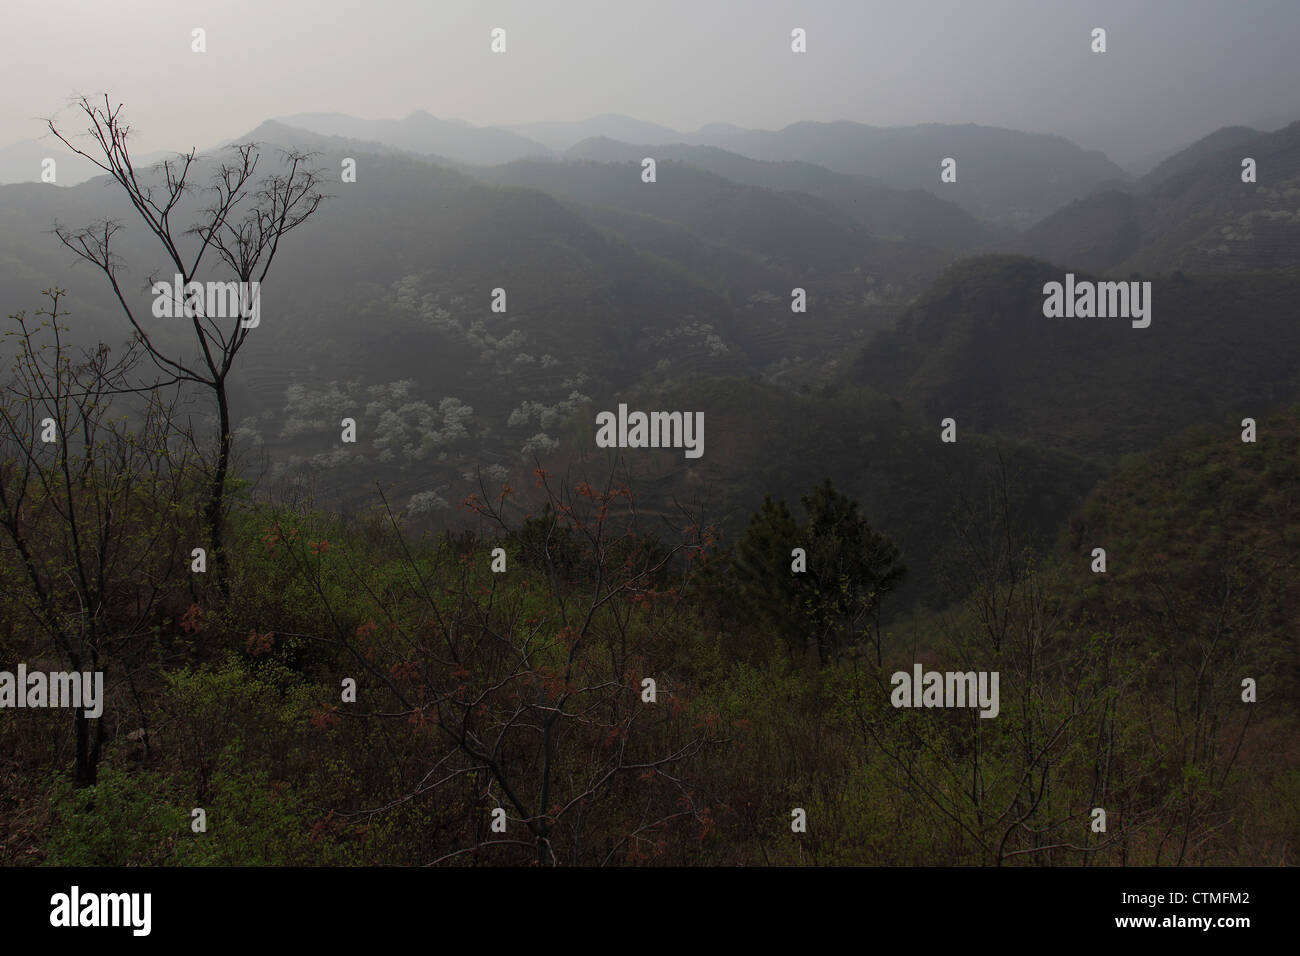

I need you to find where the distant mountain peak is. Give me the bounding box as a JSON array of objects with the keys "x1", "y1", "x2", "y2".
[{"x1": 272, "y1": 111, "x2": 551, "y2": 165}]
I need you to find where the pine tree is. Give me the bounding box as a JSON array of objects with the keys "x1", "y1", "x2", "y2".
[
  {"x1": 733, "y1": 481, "x2": 905, "y2": 664},
  {"x1": 732, "y1": 495, "x2": 806, "y2": 656}
]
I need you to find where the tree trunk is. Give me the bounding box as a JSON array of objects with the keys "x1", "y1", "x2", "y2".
[
  {"x1": 71, "y1": 649, "x2": 105, "y2": 788},
  {"x1": 73, "y1": 711, "x2": 104, "y2": 787},
  {"x1": 205, "y1": 383, "x2": 232, "y2": 595}
]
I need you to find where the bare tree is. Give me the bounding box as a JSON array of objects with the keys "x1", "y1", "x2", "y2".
[
  {"x1": 47, "y1": 95, "x2": 327, "y2": 591},
  {"x1": 0, "y1": 289, "x2": 195, "y2": 785}
]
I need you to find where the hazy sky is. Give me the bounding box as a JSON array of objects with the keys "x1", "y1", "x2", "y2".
[{"x1": 5, "y1": 0, "x2": 1298, "y2": 168}]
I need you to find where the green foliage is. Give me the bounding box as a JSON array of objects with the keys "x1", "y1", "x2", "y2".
[
  {"x1": 732, "y1": 480, "x2": 905, "y2": 663},
  {"x1": 513, "y1": 502, "x2": 582, "y2": 576},
  {"x1": 42, "y1": 766, "x2": 185, "y2": 866},
  {"x1": 41, "y1": 760, "x2": 362, "y2": 866},
  {"x1": 169, "y1": 759, "x2": 363, "y2": 866},
  {"x1": 731, "y1": 495, "x2": 803, "y2": 650}
]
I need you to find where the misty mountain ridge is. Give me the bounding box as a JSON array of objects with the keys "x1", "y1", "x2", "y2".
[
  {"x1": 1002, "y1": 121, "x2": 1300, "y2": 273},
  {"x1": 262, "y1": 111, "x2": 1129, "y2": 227},
  {"x1": 275, "y1": 110, "x2": 552, "y2": 165},
  {"x1": 562, "y1": 136, "x2": 1003, "y2": 248},
  {"x1": 1136, "y1": 125, "x2": 1265, "y2": 192},
  {"x1": 675, "y1": 119, "x2": 1129, "y2": 226},
  {"x1": 501, "y1": 115, "x2": 684, "y2": 151},
  {"x1": 847, "y1": 255, "x2": 1300, "y2": 462},
  {"x1": 0, "y1": 138, "x2": 174, "y2": 187}
]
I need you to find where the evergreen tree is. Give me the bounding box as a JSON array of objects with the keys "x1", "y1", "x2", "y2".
[
  {"x1": 732, "y1": 495, "x2": 805, "y2": 655},
  {"x1": 733, "y1": 481, "x2": 905, "y2": 664},
  {"x1": 800, "y1": 480, "x2": 905, "y2": 664}
]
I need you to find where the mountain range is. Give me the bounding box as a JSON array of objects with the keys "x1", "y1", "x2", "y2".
[{"x1": 2, "y1": 108, "x2": 1297, "y2": 616}]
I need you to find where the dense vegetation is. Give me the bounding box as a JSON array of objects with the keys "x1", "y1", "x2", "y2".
[{"x1": 1, "y1": 288, "x2": 1294, "y2": 865}]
